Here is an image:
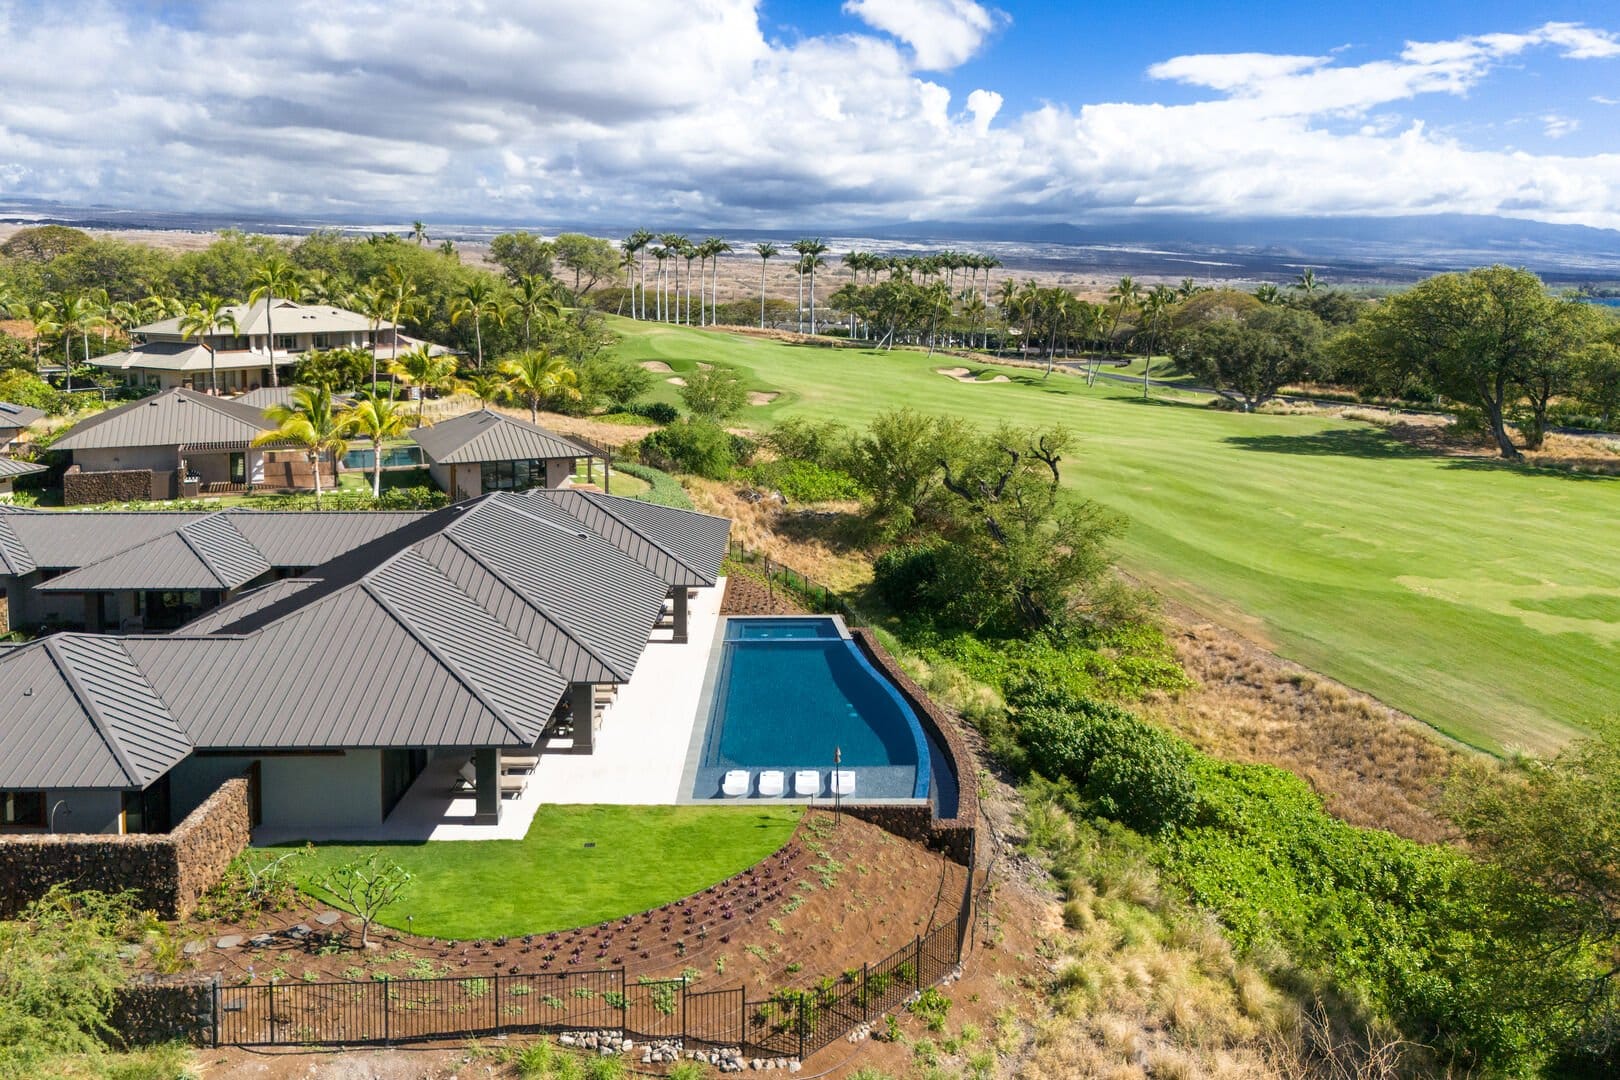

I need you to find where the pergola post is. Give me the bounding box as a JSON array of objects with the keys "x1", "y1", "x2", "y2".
[
  {"x1": 671, "y1": 588, "x2": 689, "y2": 644},
  {"x1": 472, "y1": 747, "x2": 501, "y2": 824},
  {"x1": 569, "y1": 683, "x2": 594, "y2": 753}
]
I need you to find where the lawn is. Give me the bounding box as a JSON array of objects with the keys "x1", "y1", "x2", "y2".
[
  {"x1": 608, "y1": 317, "x2": 1620, "y2": 754},
  {"x1": 289, "y1": 805, "x2": 801, "y2": 939}
]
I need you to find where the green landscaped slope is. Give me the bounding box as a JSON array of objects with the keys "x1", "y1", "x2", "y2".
[
  {"x1": 292, "y1": 805, "x2": 801, "y2": 939},
  {"x1": 610, "y1": 317, "x2": 1620, "y2": 754}
]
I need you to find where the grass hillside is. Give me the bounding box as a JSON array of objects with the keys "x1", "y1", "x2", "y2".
[{"x1": 609, "y1": 317, "x2": 1619, "y2": 754}]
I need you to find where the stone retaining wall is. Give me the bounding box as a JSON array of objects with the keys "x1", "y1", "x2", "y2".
[
  {"x1": 62, "y1": 464, "x2": 174, "y2": 505},
  {"x1": 109, "y1": 973, "x2": 219, "y2": 1048},
  {"x1": 0, "y1": 777, "x2": 250, "y2": 918},
  {"x1": 849, "y1": 628, "x2": 980, "y2": 867}
]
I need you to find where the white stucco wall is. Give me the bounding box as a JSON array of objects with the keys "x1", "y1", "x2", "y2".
[
  {"x1": 168, "y1": 751, "x2": 383, "y2": 831},
  {"x1": 39, "y1": 789, "x2": 126, "y2": 834},
  {"x1": 73, "y1": 445, "x2": 179, "y2": 473}
]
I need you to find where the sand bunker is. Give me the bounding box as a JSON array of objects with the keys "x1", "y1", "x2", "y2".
[
  {"x1": 666, "y1": 376, "x2": 686, "y2": 386},
  {"x1": 640, "y1": 361, "x2": 673, "y2": 373},
  {"x1": 936, "y1": 367, "x2": 1010, "y2": 384},
  {"x1": 747, "y1": 391, "x2": 780, "y2": 406}
]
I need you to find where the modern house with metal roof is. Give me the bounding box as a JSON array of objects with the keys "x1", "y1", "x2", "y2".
[
  {"x1": 0, "y1": 491, "x2": 730, "y2": 836},
  {"x1": 412, "y1": 409, "x2": 608, "y2": 501},
  {"x1": 0, "y1": 400, "x2": 45, "y2": 453},
  {"x1": 90, "y1": 298, "x2": 451, "y2": 394},
  {"x1": 49, "y1": 387, "x2": 333, "y2": 502}
]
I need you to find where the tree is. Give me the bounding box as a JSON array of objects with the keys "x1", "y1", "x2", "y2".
[
  {"x1": 1445, "y1": 722, "x2": 1620, "y2": 1060},
  {"x1": 1332, "y1": 266, "x2": 1577, "y2": 459},
  {"x1": 450, "y1": 277, "x2": 505, "y2": 371},
  {"x1": 1576, "y1": 339, "x2": 1620, "y2": 428},
  {"x1": 0, "y1": 225, "x2": 90, "y2": 262},
  {"x1": 703, "y1": 237, "x2": 733, "y2": 326},
  {"x1": 253, "y1": 385, "x2": 353, "y2": 505},
  {"x1": 344, "y1": 390, "x2": 408, "y2": 497},
  {"x1": 1175, "y1": 305, "x2": 1323, "y2": 409},
  {"x1": 1293, "y1": 266, "x2": 1319, "y2": 294},
  {"x1": 624, "y1": 229, "x2": 654, "y2": 319},
  {"x1": 348, "y1": 282, "x2": 392, "y2": 388},
  {"x1": 292, "y1": 347, "x2": 371, "y2": 392},
  {"x1": 488, "y1": 232, "x2": 555, "y2": 282},
  {"x1": 842, "y1": 408, "x2": 964, "y2": 537},
  {"x1": 677, "y1": 365, "x2": 746, "y2": 420},
  {"x1": 578, "y1": 354, "x2": 654, "y2": 411},
  {"x1": 311, "y1": 853, "x2": 412, "y2": 950},
  {"x1": 793, "y1": 238, "x2": 829, "y2": 334},
  {"x1": 500, "y1": 348, "x2": 580, "y2": 421},
  {"x1": 378, "y1": 266, "x2": 423, "y2": 392},
  {"x1": 462, "y1": 372, "x2": 507, "y2": 407},
  {"x1": 754, "y1": 243, "x2": 778, "y2": 329},
  {"x1": 512, "y1": 274, "x2": 564, "y2": 349},
  {"x1": 411, "y1": 221, "x2": 429, "y2": 247},
  {"x1": 553, "y1": 233, "x2": 618, "y2": 298},
  {"x1": 389, "y1": 344, "x2": 459, "y2": 427},
  {"x1": 178, "y1": 293, "x2": 240, "y2": 395},
  {"x1": 1513, "y1": 300, "x2": 1605, "y2": 449},
  {"x1": 247, "y1": 255, "x2": 303, "y2": 387},
  {"x1": 1138, "y1": 285, "x2": 1175, "y2": 399},
  {"x1": 1105, "y1": 276, "x2": 1140, "y2": 360}
]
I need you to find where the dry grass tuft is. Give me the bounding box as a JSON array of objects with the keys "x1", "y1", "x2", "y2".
[{"x1": 1141, "y1": 616, "x2": 1462, "y2": 842}]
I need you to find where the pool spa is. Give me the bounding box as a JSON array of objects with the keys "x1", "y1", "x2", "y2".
[{"x1": 686, "y1": 616, "x2": 947, "y2": 805}]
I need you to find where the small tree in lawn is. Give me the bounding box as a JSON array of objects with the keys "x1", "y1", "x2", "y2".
[{"x1": 314, "y1": 853, "x2": 412, "y2": 950}]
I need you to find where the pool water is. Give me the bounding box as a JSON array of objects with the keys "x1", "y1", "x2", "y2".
[{"x1": 693, "y1": 617, "x2": 931, "y2": 801}]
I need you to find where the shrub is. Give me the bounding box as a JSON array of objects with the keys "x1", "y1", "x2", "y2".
[
  {"x1": 578, "y1": 354, "x2": 654, "y2": 411},
  {"x1": 638, "y1": 419, "x2": 735, "y2": 479},
  {"x1": 766, "y1": 417, "x2": 847, "y2": 466},
  {"x1": 677, "y1": 366, "x2": 747, "y2": 420},
  {"x1": 0, "y1": 370, "x2": 67, "y2": 415},
  {"x1": 611, "y1": 461, "x2": 692, "y2": 508},
  {"x1": 745, "y1": 459, "x2": 863, "y2": 502},
  {"x1": 629, "y1": 401, "x2": 679, "y2": 424},
  {"x1": 728, "y1": 432, "x2": 758, "y2": 467},
  {"x1": 874, "y1": 544, "x2": 945, "y2": 613},
  {"x1": 1017, "y1": 704, "x2": 1195, "y2": 833}
]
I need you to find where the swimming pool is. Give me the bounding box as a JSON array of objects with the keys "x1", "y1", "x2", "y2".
[{"x1": 690, "y1": 617, "x2": 931, "y2": 801}]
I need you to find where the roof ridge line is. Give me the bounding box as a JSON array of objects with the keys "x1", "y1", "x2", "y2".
[
  {"x1": 42, "y1": 636, "x2": 146, "y2": 787},
  {"x1": 173, "y1": 517, "x2": 237, "y2": 590},
  {"x1": 357, "y1": 577, "x2": 533, "y2": 746},
  {"x1": 441, "y1": 526, "x2": 629, "y2": 682},
  {"x1": 565, "y1": 491, "x2": 709, "y2": 579}
]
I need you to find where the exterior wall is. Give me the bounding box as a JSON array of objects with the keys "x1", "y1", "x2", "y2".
[
  {"x1": 110, "y1": 974, "x2": 219, "y2": 1048},
  {"x1": 169, "y1": 751, "x2": 383, "y2": 830},
  {"x1": 75, "y1": 445, "x2": 181, "y2": 473},
  {"x1": 0, "y1": 777, "x2": 250, "y2": 918},
  {"x1": 62, "y1": 464, "x2": 177, "y2": 505},
  {"x1": 545, "y1": 458, "x2": 573, "y2": 489},
  {"x1": 429, "y1": 461, "x2": 480, "y2": 502},
  {"x1": 257, "y1": 451, "x2": 336, "y2": 492}
]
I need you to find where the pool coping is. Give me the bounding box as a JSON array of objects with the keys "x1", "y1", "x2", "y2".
[{"x1": 675, "y1": 615, "x2": 933, "y2": 807}]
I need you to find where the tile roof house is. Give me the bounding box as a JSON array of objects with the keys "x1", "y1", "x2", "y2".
[
  {"x1": 49, "y1": 387, "x2": 333, "y2": 502},
  {"x1": 0, "y1": 491, "x2": 730, "y2": 836},
  {"x1": 412, "y1": 409, "x2": 608, "y2": 500},
  {"x1": 91, "y1": 298, "x2": 451, "y2": 394}
]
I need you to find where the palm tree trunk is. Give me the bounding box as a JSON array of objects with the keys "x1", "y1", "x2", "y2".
[
  {"x1": 474, "y1": 318, "x2": 483, "y2": 371},
  {"x1": 760, "y1": 261, "x2": 767, "y2": 329},
  {"x1": 312, "y1": 451, "x2": 323, "y2": 507},
  {"x1": 372, "y1": 438, "x2": 383, "y2": 498},
  {"x1": 266, "y1": 296, "x2": 280, "y2": 388},
  {"x1": 809, "y1": 267, "x2": 817, "y2": 335}
]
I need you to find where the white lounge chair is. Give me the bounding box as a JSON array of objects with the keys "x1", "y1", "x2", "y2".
[
  {"x1": 721, "y1": 770, "x2": 750, "y2": 798},
  {"x1": 500, "y1": 753, "x2": 540, "y2": 773},
  {"x1": 831, "y1": 770, "x2": 857, "y2": 797},
  {"x1": 457, "y1": 760, "x2": 527, "y2": 797},
  {"x1": 794, "y1": 770, "x2": 821, "y2": 797},
  {"x1": 758, "y1": 770, "x2": 786, "y2": 798}
]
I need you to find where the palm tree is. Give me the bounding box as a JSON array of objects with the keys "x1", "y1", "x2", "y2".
[
  {"x1": 253, "y1": 385, "x2": 351, "y2": 506},
  {"x1": 658, "y1": 234, "x2": 686, "y2": 322},
  {"x1": 706, "y1": 238, "x2": 733, "y2": 326},
  {"x1": 462, "y1": 372, "x2": 506, "y2": 407},
  {"x1": 625, "y1": 229, "x2": 654, "y2": 319},
  {"x1": 247, "y1": 255, "x2": 302, "y2": 387},
  {"x1": 512, "y1": 274, "x2": 564, "y2": 349},
  {"x1": 24, "y1": 300, "x2": 57, "y2": 372},
  {"x1": 411, "y1": 221, "x2": 429, "y2": 247},
  {"x1": 1139, "y1": 285, "x2": 1175, "y2": 400},
  {"x1": 348, "y1": 283, "x2": 392, "y2": 388},
  {"x1": 379, "y1": 266, "x2": 423, "y2": 391},
  {"x1": 298, "y1": 271, "x2": 338, "y2": 305},
  {"x1": 1254, "y1": 284, "x2": 1283, "y2": 305},
  {"x1": 797, "y1": 238, "x2": 829, "y2": 334},
  {"x1": 499, "y1": 349, "x2": 580, "y2": 422},
  {"x1": 450, "y1": 276, "x2": 503, "y2": 371},
  {"x1": 438, "y1": 239, "x2": 458, "y2": 259},
  {"x1": 345, "y1": 390, "x2": 408, "y2": 497},
  {"x1": 389, "y1": 345, "x2": 459, "y2": 428},
  {"x1": 679, "y1": 239, "x2": 698, "y2": 325},
  {"x1": 650, "y1": 244, "x2": 671, "y2": 323},
  {"x1": 1293, "y1": 267, "x2": 1319, "y2": 294},
  {"x1": 1104, "y1": 276, "x2": 1141, "y2": 375},
  {"x1": 179, "y1": 294, "x2": 240, "y2": 395},
  {"x1": 754, "y1": 243, "x2": 778, "y2": 329}
]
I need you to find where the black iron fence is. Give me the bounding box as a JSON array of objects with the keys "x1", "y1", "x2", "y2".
[
  {"x1": 212, "y1": 917, "x2": 965, "y2": 1055},
  {"x1": 726, "y1": 541, "x2": 868, "y2": 626}
]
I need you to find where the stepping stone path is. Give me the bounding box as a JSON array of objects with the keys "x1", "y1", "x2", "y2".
[
  {"x1": 284, "y1": 924, "x2": 311, "y2": 939},
  {"x1": 314, "y1": 911, "x2": 344, "y2": 927},
  {"x1": 215, "y1": 934, "x2": 243, "y2": 950},
  {"x1": 183, "y1": 940, "x2": 207, "y2": 956},
  {"x1": 248, "y1": 933, "x2": 274, "y2": 947}
]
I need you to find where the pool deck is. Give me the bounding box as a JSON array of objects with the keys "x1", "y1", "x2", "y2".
[{"x1": 522, "y1": 579, "x2": 727, "y2": 805}]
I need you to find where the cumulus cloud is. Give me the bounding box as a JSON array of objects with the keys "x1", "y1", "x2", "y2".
[
  {"x1": 1543, "y1": 114, "x2": 1580, "y2": 138},
  {"x1": 0, "y1": 4, "x2": 1616, "y2": 229},
  {"x1": 842, "y1": 0, "x2": 1004, "y2": 70}
]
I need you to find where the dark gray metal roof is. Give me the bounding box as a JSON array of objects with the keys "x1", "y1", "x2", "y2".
[
  {"x1": 225, "y1": 511, "x2": 426, "y2": 567},
  {"x1": 534, "y1": 491, "x2": 728, "y2": 587},
  {"x1": 42, "y1": 530, "x2": 229, "y2": 592},
  {"x1": 0, "y1": 512, "x2": 32, "y2": 575},
  {"x1": 0, "y1": 401, "x2": 47, "y2": 428},
  {"x1": 0, "y1": 457, "x2": 46, "y2": 479},
  {"x1": 0, "y1": 636, "x2": 190, "y2": 790},
  {"x1": 411, "y1": 409, "x2": 595, "y2": 465},
  {"x1": 0, "y1": 509, "x2": 209, "y2": 572},
  {"x1": 53, "y1": 388, "x2": 273, "y2": 452},
  {"x1": 178, "y1": 578, "x2": 317, "y2": 633}
]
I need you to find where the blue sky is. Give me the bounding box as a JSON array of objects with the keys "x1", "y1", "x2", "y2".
[{"x1": 1, "y1": 1, "x2": 1617, "y2": 228}]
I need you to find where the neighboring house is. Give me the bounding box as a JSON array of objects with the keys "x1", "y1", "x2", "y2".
[
  {"x1": 0, "y1": 506, "x2": 426, "y2": 633},
  {"x1": 0, "y1": 491, "x2": 729, "y2": 834},
  {"x1": 91, "y1": 299, "x2": 451, "y2": 393},
  {"x1": 0, "y1": 457, "x2": 45, "y2": 500},
  {"x1": 49, "y1": 387, "x2": 333, "y2": 503},
  {"x1": 413, "y1": 409, "x2": 606, "y2": 500},
  {"x1": 0, "y1": 401, "x2": 46, "y2": 453}
]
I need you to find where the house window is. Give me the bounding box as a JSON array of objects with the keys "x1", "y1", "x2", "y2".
[
  {"x1": 1, "y1": 791, "x2": 46, "y2": 828},
  {"x1": 229, "y1": 452, "x2": 246, "y2": 485},
  {"x1": 275, "y1": 335, "x2": 297, "y2": 352},
  {"x1": 311, "y1": 334, "x2": 330, "y2": 349},
  {"x1": 479, "y1": 459, "x2": 547, "y2": 493}
]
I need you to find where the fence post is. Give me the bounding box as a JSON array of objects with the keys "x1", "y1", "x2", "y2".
[
  {"x1": 740, "y1": 987, "x2": 747, "y2": 1056},
  {"x1": 211, "y1": 981, "x2": 221, "y2": 1047},
  {"x1": 680, "y1": 977, "x2": 687, "y2": 1049},
  {"x1": 913, "y1": 935, "x2": 923, "y2": 993},
  {"x1": 861, "y1": 962, "x2": 870, "y2": 1023},
  {"x1": 267, "y1": 983, "x2": 276, "y2": 1046},
  {"x1": 797, "y1": 996, "x2": 806, "y2": 1062},
  {"x1": 383, "y1": 980, "x2": 391, "y2": 1045},
  {"x1": 494, "y1": 972, "x2": 502, "y2": 1036}
]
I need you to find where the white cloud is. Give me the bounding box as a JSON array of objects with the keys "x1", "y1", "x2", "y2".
[
  {"x1": 0, "y1": 5, "x2": 1616, "y2": 230},
  {"x1": 1543, "y1": 114, "x2": 1580, "y2": 139},
  {"x1": 1594, "y1": 95, "x2": 1620, "y2": 106},
  {"x1": 842, "y1": 0, "x2": 1003, "y2": 70}
]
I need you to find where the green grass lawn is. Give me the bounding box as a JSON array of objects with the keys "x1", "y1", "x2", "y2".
[
  {"x1": 288, "y1": 805, "x2": 801, "y2": 939},
  {"x1": 608, "y1": 317, "x2": 1620, "y2": 754}
]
